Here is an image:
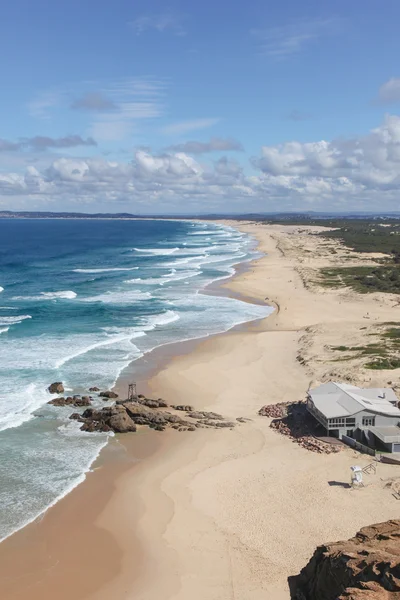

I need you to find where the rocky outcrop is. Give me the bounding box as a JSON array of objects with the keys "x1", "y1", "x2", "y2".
[
  {"x1": 69, "y1": 398, "x2": 236, "y2": 434},
  {"x1": 48, "y1": 395, "x2": 91, "y2": 407},
  {"x1": 71, "y1": 406, "x2": 136, "y2": 433},
  {"x1": 172, "y1": 405, "x2": 194, "y2": 412},
  {"x1": 260, "y1": 401, "x2": 341, "y2": 455},
  {"x1": 89, "y1": 386, "x2": 100, "y2": 392},
  {"x1": 123, "y1": 402, "x2": 194, "y2": 431},
  {"x1": 187, "y1": 411, "x2": 224, "y2": 420},
  {"x1": 136, "y1": 397, "x2": 168, "y2": 409},
  {"x1": 48, "y1": 382, "x2": 64, "y2": 394},
  {"x1": 116, "y1": 396, "x2": 168, "y2": 409},
  {"x1": 108, "y1": 409, "x2": 137, "y2": 433},
  {"x1": 259, "y1": 402, "x2": 289, "y2": 418},
  {"x1": 99, "y1": 391, "x2": 118, "y2": 399},
  {"x1": 289, "y1": 520, "x2": 400, "y2": 599}
]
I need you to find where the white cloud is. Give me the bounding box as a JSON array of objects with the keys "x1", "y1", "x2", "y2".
[
  {"x1": 376, "y1": 78, "x2": 400, "y2": 105},
  {"x1": 252, "y1": 18, "x2": 342, "y2": 59},
  {"x1": 89, "y1": 78, "x2": 166, "y2": 142},
  {"x1": 135, "y1": 151, "x2": 203, "y2": 178},
  {"x1": 250, "y1": 114, "x2": 400, "y2": 203},
  {"x1": 129, "y1": 13, "x2": 186, "y2": 36},
  {"x1": 0, "y1": 139, "x2": 20, "y2": 152},
  {"x1": 161, "y1": 118, "x2": 220, "y2": 136},
  {"x1": 28, "y1": 91, "x2": 61, "y2": 119},
  {"x1": 3, "y1": 114, "x2": 400, "y2": 212},
  {"x1": 71, "y1": 92, "x2": 116, "y2": 111},
  {"x1": 0, "y1": 152, "x2": 248, "y2": 210},
  {"x1": 166, "y1": 137, "x2": 243, "y2": 154},
  {"x1": 27, "y1": 78, "x2": 167, "y2": 142},
  {"x1": 0, "y1": 135, "x2": 96, "y2": 152},
  {"x1": 254, "y1": 114, "x2": 400, "y2": 185}
]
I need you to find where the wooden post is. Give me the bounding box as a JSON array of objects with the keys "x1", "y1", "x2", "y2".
[{"x1": 128, "y1": 382, "x2": 137, "y2": 400}]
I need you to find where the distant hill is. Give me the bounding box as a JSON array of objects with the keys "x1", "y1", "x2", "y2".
[
  {"x1": 1, "y1": 210, "x2": 400, "y2": 221},
  {"x1": 0, "y1": 211, "x2": 141, "y2": 219}
]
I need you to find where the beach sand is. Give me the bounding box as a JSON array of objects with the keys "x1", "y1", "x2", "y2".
[{"x1": 1, "y1": 221, "x2": 400, "y2": 599}]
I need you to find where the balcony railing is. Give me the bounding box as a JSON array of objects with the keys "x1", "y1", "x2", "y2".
[{"x1": 307, "y1": 400, "x2": 328, "y2": 429}]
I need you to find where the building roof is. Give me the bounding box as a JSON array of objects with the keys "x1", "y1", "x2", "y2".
[
  {"x1": 369, "y1": 426, "x2": 400, "y2": 444},
  {"x1": 308, "y1": 382, "x2": 400, "y2": 419}
]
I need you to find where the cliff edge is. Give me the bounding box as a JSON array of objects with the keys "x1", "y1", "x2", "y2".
[{"x1": 289, "y1": 520, "x2": 400, "y2": 599}]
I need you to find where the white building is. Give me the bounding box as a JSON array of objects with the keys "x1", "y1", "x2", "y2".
[{"x1": 307, "y1": 382, "x2": 400, "y2": 453}]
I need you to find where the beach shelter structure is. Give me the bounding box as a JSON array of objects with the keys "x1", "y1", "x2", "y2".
[{"x1": 307, "y1": 382, "x2": 400, "y2": 452}]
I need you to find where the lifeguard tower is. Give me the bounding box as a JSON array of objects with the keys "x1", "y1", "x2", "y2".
[{"x1": 350, "y1": 465, "x2": 363, "y2": 487}]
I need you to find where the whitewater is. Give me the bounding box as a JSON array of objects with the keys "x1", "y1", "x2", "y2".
[{"x1": 0, "y1": 218, "x2": 272, "y2": 542}]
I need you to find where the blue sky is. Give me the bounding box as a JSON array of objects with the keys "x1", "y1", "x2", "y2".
[{"x1": 1, "y1": 0, "x2": 400, "y2": 213}]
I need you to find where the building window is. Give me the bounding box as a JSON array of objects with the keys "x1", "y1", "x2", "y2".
[
  {"x1": 329, "y1": 418, "x2": 345, "y2": 427},
  {"x1": 345, "y1": 418, "x2": 356, "y2": 426},
  {"x1": 362, "y1": 416, "x2": 375, "y2": 427}
]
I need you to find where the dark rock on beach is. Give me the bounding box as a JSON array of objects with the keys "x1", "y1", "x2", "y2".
[
  {"x1": 123, "y1": 402, "x2": 171, "y2": 428},
  {"x1": 89, "y1": 387, "x2": 100, "y2": 392},
  {"x1": 48, "y1": 395, "x2": 91, "y2": 407},
  {"x1": 99, "y1": 390, "x2": 118, "y2": 399},
  {"x1": 137, "y1": 397, "x2": 168, "y2": 409},
  {"x1": 48, "y1": 396, "x2": 68, "y2": 407},
  {"x1": 116, "y1": 396, "x2": 168, "y2": 408},
  {"x1": 48, "y1": 382, "x2": 64, "y2": 394},
  {"x1": 77, "y1": 406, "x2": 136, "y2": 433},
  {"x1": 108, "y1": 410, "x2": 137, "y2": 433},
  {"x1": 66, "y1": 391, "x2": 237, "y2": 435},
  {"x1": 81, "y1": 420, "x2": 112, "y2": 433},
  {"x1": 69, "y1": 412, "x2": 84, "y2": 421},
  {"x1": 74, "y1": 400, "x2": 199, "y2": 434},
  {"x1": 75, "y1": 396, "x2": 91, "y2": 407},
  {"x1": 187, "y1": 411, "x2": 224, "y2": 421}
]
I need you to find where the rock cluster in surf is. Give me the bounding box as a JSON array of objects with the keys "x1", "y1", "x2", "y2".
[
  {"x1": 47, "y1": 383, "x2": 238, "y2": 434},
  {"x1": 48, "y1": 395, "x2": 92, "y2": 407},
  {"x1": 71, "y1": 397, "x2": 237, "y2": 433},
  {"x1": 48, "y1": 381, "x2": 64, "y2": 394}
]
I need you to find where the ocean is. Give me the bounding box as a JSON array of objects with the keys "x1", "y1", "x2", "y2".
[{"x1": 0, "y1": 218, "x2": 272, "y2": 541}]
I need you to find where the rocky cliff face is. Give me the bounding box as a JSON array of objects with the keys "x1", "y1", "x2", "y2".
[{"x1": 289, "y1": 520, "x2": 400, "y2": 599}]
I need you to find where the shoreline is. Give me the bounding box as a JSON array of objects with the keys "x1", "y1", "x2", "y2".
[
  {"x1": 2, "y1": 221, "x2": 400, "y2": 599},
  {"x1": 0, "y1": 219, "x2": 264, "y2": 547},
  {"x1": 0, "y1": 221, "x2": 272, "y2": 600}
]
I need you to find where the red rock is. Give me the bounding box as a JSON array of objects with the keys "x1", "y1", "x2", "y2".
[{"x1": 289, "y1": 520, "x2": 400, "y2": 599}]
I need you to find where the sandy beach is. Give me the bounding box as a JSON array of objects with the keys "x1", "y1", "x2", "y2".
[{"x1": 2, "y1": 221, "x2": 400, "y2": 599}]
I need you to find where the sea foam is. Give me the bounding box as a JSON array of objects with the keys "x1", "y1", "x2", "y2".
[
  {"x1": 133, "y1": 247, "x2": 179, "y2": 255},
  {"x1": 81, "y1": 290, "x2": 152, "y2": 304},
  {"x1": 73, "y1": 267, "x2": 139, "y2": 273},
  {"x1": 12, "y1": 291, "x2": 77, "y2": 300},
  {"x1": 54, "y1": 331, "x2": 145, "y2": 369},
  {"x1": 0, "y1": 315, "x2": 32, "y2": 326},
  {"x1": 0, "y1": 217, "x2": 268, "y2": 544}
]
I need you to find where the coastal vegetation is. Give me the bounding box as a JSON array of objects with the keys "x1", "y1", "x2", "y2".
[
  {"x1": 319, "y1": 219, "x2": 400, "y2": 255},
  {"x1": 320, "y1": 265, "x2": 400, "y2": 294},
  {"x1": 331, "y1": 325, "x2": 400, "y2": 369},
  {"x1": 308, "y1": 219, "x2": 400, "y2": 294},
  {"x1": 245, "y1": 214, "x2": 400, "y2": 257}
]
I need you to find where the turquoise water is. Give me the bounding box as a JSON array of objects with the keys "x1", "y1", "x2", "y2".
[{"x1": 0, "y1": 218, "x2": 272, "y2": 541}]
